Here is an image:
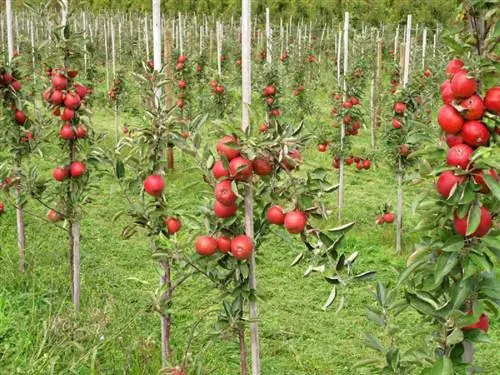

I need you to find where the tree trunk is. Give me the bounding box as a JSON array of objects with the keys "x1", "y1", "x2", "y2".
[
  {"x1": 160, "y1": 259, "x2": 172, "y2": 365},
  {"x1": 239, "y1": 326, "x2": 248, "y2": 375}
]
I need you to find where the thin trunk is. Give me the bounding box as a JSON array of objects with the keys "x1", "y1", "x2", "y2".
[
  {"x1": 463, "y1": 341, "x2": 474, "y2": 375},
  {"x1": 239, "y1": 327, "x2": 248, "y2": 375},
  {"x1": 374, "y1": 39, "x2": 383, "y2": 130},
  {"x1": 160, "y1": 259, "x2": 172, "y2": 365},
  {"x1": 14, "y1": 156, "x2": 26, "y2": 273},
  {"x1": 72, "y1": 221, "x2": 81, "y2": 312},
  {"x1": 396, "y1": 163, "x2": 403, "y2": 254}
]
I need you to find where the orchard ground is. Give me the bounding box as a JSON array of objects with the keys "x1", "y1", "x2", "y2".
[{"x1": 1, "y1": 84, "x2": 499, "y2": 374}]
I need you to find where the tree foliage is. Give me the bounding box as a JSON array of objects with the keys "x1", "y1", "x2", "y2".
[{"x1": 14, "y1": 0, "x2": 457, "y2": 26}]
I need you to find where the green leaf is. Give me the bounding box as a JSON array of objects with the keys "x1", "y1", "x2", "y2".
[
  {"x1": 115, "y1": 159, "x2": 125, "y2": 179},
  {"x1": 366, "y1": 309, "x2": 385, "y2": 327},
  {"x1": 328, "y1": 221, "x2": 355, "y2": 234},
  {"x1": 354, "y1": 271, "x2": 376, "y2": 281},
  {"x1": 322, "y1": 286, "x2": 337, "y2": 310},
  {"x1": 446, "y1": 328, "x2": 464, "y2": 345},
  {"x1": 318, "y1": 231, "x2": 334, "y2": 248},
  {"x1": 423, "y1": 357, "x2": 453, "y2": 375},
  {"x1": 483, "y1": 174, "x2": 500, "y2": 201},
  {"x1": 324, "y1": 276, "x2": 342, "y2": 284},
  {"x1": 363, "y1": 333, "x2": 388, "y2": 353},
  {"x1": 336, "y1": 254, "x2": 345, "y2": 271},
  {"x1": 345, "y1": 251, "x2": 359, "y2": 265},
  {"x1": 397, "y1": 256, "x2": 429, "y2": 286},
  {"x1": 469, "y1": 252, "x2": 493, "y2": 273},
  {"x1": 376, "y1": 282, "x2": 387, "y2": 305},
  {"x1": 434, "y1": 253, "x2": 458, "y2": 286},
  {"x1": 290, "y1": 252, "x2": 304, "y2": 267},
  {"x1": 466, "y1": 202, "x2": 481, "y2": 236}
]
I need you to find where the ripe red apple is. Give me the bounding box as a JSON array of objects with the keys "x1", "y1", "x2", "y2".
[
  {"x1": 424, "y1": 68, "x2": 431, "y2": 78},
  {"x1": 10, "y1": 80, "x2": 21, "y2": 91},
  {"x1": 64, "y1": 92, "x2": 81, "y2": 109},
  {"x1": 216, "y1": 235, "x2": 232, "y2": 253},
  {"x1": 293, "y1": 89, "x2": 299, "y2": 96},
  {"x1": 438, "y1": 105, "x2": 464, "y2": 134},
  {"x1": 363, "y1": 159, "x2": 371, "y2": 169},
  {"x1": 52, "y1": 73, "x2": 68, "y2": 90},
  {"x1": 59, "y1": 124, "x2": 76, "y2": 140},
  {"x1": 14, "y1": 109, "x2": 26, "y2": 125},
  {"x1": 349, "y1": 96, "x2": 360, "y2": 105},
  {"x1": 451, "y1": 71, "x2": 477, "y2": 98},
  {"x1": 195, "y1": 235, "x2": 218, "y2": 256},
  {"x1": 212, "y1": 160, "x2": 230, "y2": 180},
  {"x1": 400, "y1": 144, "x2": 409, "y2": 156},
  {"x1": 213, "y1": 200, "x2": 237, "y2": 218},
  {"x1": 50, "y1": 90, "x2": 65, "y2": 105},
  {"x1": 265, "y1": 96, "x2": 274, "y2": 106},
  {"x1": 440, "y1": 79, "x2": 454, "y2": 104},
  {"x1": 375, "y1": 215, "x2": 384, "y2": 225},
  {"x1": 284, "y1": 210, "x2": 307, "y2": 234},
  {"x1": 446, "y1": 144, "x2": 474, "y2": 169},
  {"x1": 0, "y1": 202, "x2": 4, "y2": 215},
  {"x1": 356, "y1": 162, "x2": 363, "y2": 170},
  {"x1": 317, "y1": 143, "x2": 327, "y2": 152},
  {"x1": 383, "y1": 212, "x2": 395, "y2": 223},
  {"x1": 270, "y1": 108, "x2": 281, "y2": 117},
  {"x1": 445, "y1": 58, "x2": 464, "y2": 78},
  {"x1": 67, "y1": 69, "x2": 78, "y2": 78},
  {"x1": 484, "y1": 86, "x2": 500, "y2": 114},
  {"x1": 263, "y1": 85, "x2": 276, "y2": 97},
  {"x1": 75, "y1": 84, "x2": 89, "y2": 99},
  {"x1": 75, "y1": 126, "x2": 88, "y2": 138},
  {"x1": 342, "y1": 101, "x2": 352, "y2": 109},
  {"x1": 164, "y1": 217, "x2": 181, "y2": 234},
  {"x1": 436, "y1": 170, "x2": 463, "y2": 198},
  {"x1": 252, "y1": 157, "x2": 273, "y2": 176},
  {"x1": 462, "y1": 314, "x2": 489, "y2": 333},
  {"x1": 2, "y1": 72, "x2": 13, "y2": 83},
  {"x1": 176, "y1": 99, "x2": 185, "y2": 108},
  {"x1": 259, "y1": 123, "x2": 268, "y2": 133},
  {"x1": 52, "y1": 166, "x2": 69, "y2": 181},
  {"x1": 178, "y1": 80, "x2": 186, "y2": 89},
  {"x1": 267, "y1": 205, "x2": 285, "y2": 225},
  {"x1": 392, "y1": 118, "x2": 403, "y2": 129},
  {"x1": 214, "y1": 180, "x2": 237, "y2": 206},
  {"x1": 70, "y1": 161, "x2": 86, "y2": 178},
  {"x1": 143, "y1": 174, "x2": 165, "y2": 196},
  {"x1": 393, "y1": 102, "x2": 406, "y2": 114},
  {"x1": 60, "y1": 107, "x2": 75, "y2": 121},
  {"x1": 216, "y1": 135, "x2": 241, "y2": 161},
  {"x1": 446, "y1": 133, "x2": 464, "y2": 148},
  {"x1": 215, "y1": 85, "x2": 224, "y2": 94},
  {"x1": 462, "y1": 120, "x2": 490, "y2": 147},
  {"x1": 460, "y1": 95, "x2": 484, "y2": 120},
  {"x1": 281, "y1": 150, "x2": 302, "y2": 171},
  {"x1": 332, "y1": 158, "x2": 340, "y2": 169},
  {"x1": 453, "y1": 206, "x2": 491, "y2": 237},
  {"x1": 48, "y1": 209, "x2": 62, "y2": 222},
  {"x1": 177, "y1": 55, "x2": 187, "y2": 63},
  {"x1": 229, "y1": 156, "x2": 253, "y2": 181},
  {"x1": 345, "y1": 157, "x2": 354, "y2": 166},
  {"x1": 230, "y1": 235, "x2": 253, "y2": 260}
]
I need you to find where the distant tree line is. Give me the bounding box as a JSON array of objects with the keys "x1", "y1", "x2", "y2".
[{"x1": 12, "y1": 0, "x2": 458, "y2": 27}]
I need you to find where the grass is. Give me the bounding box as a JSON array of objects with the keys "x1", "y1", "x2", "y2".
[{"x1": 0, "y1": 81, "x2": 499, "y2": 375}]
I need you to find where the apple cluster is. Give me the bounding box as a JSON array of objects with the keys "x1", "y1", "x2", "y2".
[
  {"x1": 332, "y1": 155, "x2": 371, "y2": 170},
  {"x1": 209, "y1": 79, "x2": 225, "y2": 95},
  {"x1": 435, "y1": 58, "x2": 498, "y2": 238},
  {"x1": 175, "y1": 55, "x2": 188, "y2": 109},
  {"x1": 1, "y1": 69, "x2": 33, "y2": 143},
  {"x1": 44, "y1": 68, "x2": 92, "y2": 221},
  {"x1": 262, "y1": 84, "x2": 281, "y2": 118}
]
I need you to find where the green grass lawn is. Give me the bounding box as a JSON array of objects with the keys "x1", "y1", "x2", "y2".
[{"x1": 0, "y1": 91, "x2": 498, "y2": 375}]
